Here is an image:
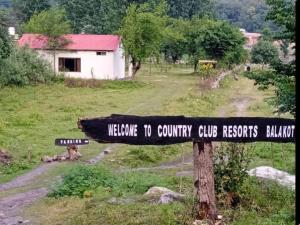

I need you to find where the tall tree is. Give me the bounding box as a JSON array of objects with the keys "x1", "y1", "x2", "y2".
[
  {"x1": 12, "y1": 0, "x2": 50, "y2": 23},
  {"x1": 119, "y1": 0, "x2": 167, "y2": 77},
  {"x1": 23, "y1": 7, "x2": 71, "y2": 74},
  {"x1": 57, "y1": 0, "x2": 128, "y2": 34}
]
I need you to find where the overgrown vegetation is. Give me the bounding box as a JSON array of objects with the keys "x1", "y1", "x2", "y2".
[
  {"x1": 214, "y1": 143, "x2": 251, "y2": 207},
  {"x1": 48, "y1": 165, "x2": 180, "y2": 198},
  {"x1": 0, "y1": 46, "x2": 54, "y2": 87}
]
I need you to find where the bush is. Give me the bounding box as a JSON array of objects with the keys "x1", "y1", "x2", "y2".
[
  {"x1": 0, "y1": 46, "x2": 54, "y2": 87},
  {"x1": 214, "y1": 143, "x2": 252, "y2": 207},
  {"x1": 48, "y1": 165, "x2": 178, "y2": 198}
]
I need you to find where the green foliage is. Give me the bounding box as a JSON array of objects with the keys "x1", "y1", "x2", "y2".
[
  {"x1": 244, "y1": 69, "x2": 295, "y2": 116},
  {"x1": 57, "y1": 0, "x2": 128, "y2": 34},
  {"x1": 265, "y1": 0, "x2": 295, "y2": 42},
  {"x1": 12, "y1": 0, "x2": 50, "y2": 23},
  {"x1": 214, "y1": 0, "x2": 277, "y2": 32},
  {"x1": 0, "y1": 46, "x2": 54, "y2": 86},
  {"x1": 48, "y1": 165, "x2": 177, "y2": 198},
  {"x1": 251, "y1": 40, "x2": 279, "y2": 65},
  {"x1": 0, "y1": 9, "x2": 11, "y2": 59},
  {"x1": 119, "y1": 1, "x2": 167, "y2": 60},
  {"x1": 185, "y1": 18, "x2": 245, "y2": 70},
  {"x1": 161, "y1": 18, "x2": 189, "y2": 63},
  {"x1": 167, "y1": 0, "x2": 214, "y2": 19},
  {"x1": 214, "y1": 143, "x2": 251, "y2": 197},
  {"x1": 245, "y1": 0, "x2": 295, "y2": 117},
  {"x1": 126, "y1": 145, "x2": 181, "y2": 167},
  {"x1": 22, "y1": 7, "x2": 71, "y2": 39}
]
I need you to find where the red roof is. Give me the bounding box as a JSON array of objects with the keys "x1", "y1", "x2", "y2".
[{"x1": 18, "y1": 34, "x2": 121, "y2": 51}]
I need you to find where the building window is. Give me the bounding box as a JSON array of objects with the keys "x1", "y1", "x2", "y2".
[
  {"x1": 59, "y1": 58, "x2": 81, "y2": 72},
  {"x1": 96, "y1": 51, "x2": 106, "y2": 56}
]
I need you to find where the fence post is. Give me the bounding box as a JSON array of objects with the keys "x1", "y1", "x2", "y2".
[{"x1": 193, "y1": 141, "x2": 217, "y2": 222}]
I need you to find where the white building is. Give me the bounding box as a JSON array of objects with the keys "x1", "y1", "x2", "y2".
[{"x1": 18, "y1": 34, "x2": 126, "y2": 80}]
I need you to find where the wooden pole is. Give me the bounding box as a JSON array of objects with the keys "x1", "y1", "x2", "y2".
[{"x1": 193, "y1": 141, "x2": 217, "y2": 222}]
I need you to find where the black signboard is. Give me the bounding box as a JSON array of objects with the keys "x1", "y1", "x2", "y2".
[
  {"x1": 55, "y1": 138, "x2": 89, "y2": 146},
  {"x1": 78, "y1": 114, "x2": 295, "y2": 145}
]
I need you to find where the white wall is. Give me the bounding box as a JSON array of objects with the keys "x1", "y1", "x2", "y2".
[
  {"x1": 37, "y1": 49, "x2": 125, "y2": 80},
  {"x1": 113, "y1": 44, "x2": 125, "y2": 79}
]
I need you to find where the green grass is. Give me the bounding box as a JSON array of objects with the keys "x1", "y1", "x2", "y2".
[{"x1": 0, "y1": 63, "x2": 295, "y2": 225}]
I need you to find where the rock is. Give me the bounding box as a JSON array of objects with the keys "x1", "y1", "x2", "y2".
[
  {"x1": 217, "y1": 215, "x2": 223, "y2": 220},
  {"x1": 159, "y1": 192, "x2": 185, "y2": 204},
  {"x1": 104, "y1": 149, "x2": 111, "y2": 154},
  {"x1": 52, "y1": 155, "x2": 58, "y2": 161},
  {"x1": 0, "y1": 149, "x2": 12, "y2": 165},
  {"x1": 144, "y1": 187, "x2": 185, "y2": 204},
  {"x1": 60, "y1": 156, "x2": 66, "y2": 161},
  {"x1": 41, "y1": 155, "x2": 53, "y2": 163},
  {"x1": 248, "y1": 166, "x2": 295, "y2": 190}
]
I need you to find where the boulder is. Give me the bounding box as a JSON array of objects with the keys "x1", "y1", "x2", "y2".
[
  {"x1": 144, "y1": 186, "x2": 185, "y2": 204},
  {"x1": 248, "y1": 166, "x2": 295, "y2": 190},
  {"x1": 41, "y1": 155, "x2": 53, "y2": 163}
]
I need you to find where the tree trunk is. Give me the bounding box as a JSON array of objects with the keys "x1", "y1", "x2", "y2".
[
  {"x1": 131, "y1": 58, "x2": 141, "y2": 78},
  {"x1": 193, "y1": 141, "x2": 217, "y2": 222},
  {"x1": 194, "y1": 63, "x2": 198, "y2": 73}
]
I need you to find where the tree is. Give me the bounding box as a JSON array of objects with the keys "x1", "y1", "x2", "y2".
[
  {"x1": 161, "y1": 18, "x2": 188, "y2": 63},
  {"x1": 213, "y1": 0, "x2": 278, "y2": 32},
  {"x1": 57, "y1": 0, "x2": 128, "y2": 34},
  {"x1": 0, "y1": 9, "x2": 11, "y2": 59},
  {"x1": 167, "y1": 0, "x2": 214, "y2": 19},
  {"x1": 119, "y1": 1, "x2": 167, "y2": 77},
  {"x1": 245, "y1": 0, "x2": 295, "y2": 116},
  {"x1": 23, "y1": 7, "x2": 71, "y2": 74},
  {"x1": 12, "y1": 0, "x2": 50, "y2": 23},
  {"x1": 251, "y1": 40, "x2": 279, "y2": 66},
  {"x1": 265, "y1": 0, "x2": 295, "y2": 42},
  {"x1": 186, "y1": 18, "x2": 245, "y2": 72}
]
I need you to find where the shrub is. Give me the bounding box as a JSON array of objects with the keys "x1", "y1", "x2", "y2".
[
  {"x1": 0, "y1": 46, "x2": 54, "y2": 87},
  {"x1": 214, "y1": 143, "x2": 252, "y2": 207},
  {"x1": 48, "y1": 165, "x2": 178, "y2": 198}
]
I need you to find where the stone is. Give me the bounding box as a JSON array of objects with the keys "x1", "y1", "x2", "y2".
[
  {"x1": 248, "y1": 166, "x2": 295, "y2": 190},
  {"x1": 144, "y1": 187, "x2": 185, "y2": 204},
  {"x1": 104, "y1": 149, "x2": 111, "y2": 154},
  {"x1": 159, "y1": 192, "x2": 185, "y2": 204},
  {"x1": 41, "y1": 155, "x2": 53, "y2": 163},
  {"x1": 217, "y1": 215, "x2": 223, "y2": 220},
  {"x1": 52, "y1": 155, "x2": 58, "y2": 161}
]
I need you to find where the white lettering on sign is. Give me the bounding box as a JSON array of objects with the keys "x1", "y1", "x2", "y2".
[
  {"x1": 266, "y1": 125, "x2": 295, "y2": 138},
  {"x1": 198, "y1": 125, "x2": 218, "y2": 138},
  {"x1": 222, "y1": 125, "x2": 258, "y2": 138},
  {"x1": 157, "y1": 125, "x2": 192, "y2": 138},
  {"x1": 108, "y1": 124, "x2": 138, "y2": 137},
  {"x1": 60, "y1": 139, "x2": 83, "y2": 145}
]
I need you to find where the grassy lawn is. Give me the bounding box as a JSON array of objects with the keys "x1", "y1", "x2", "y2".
[{"x1": 0, "y1": 64, "x2": 295, "y2": 225}]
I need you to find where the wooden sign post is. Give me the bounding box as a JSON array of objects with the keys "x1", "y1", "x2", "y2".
[{"x1": 77, "y1": 114, "x2": 295, "y2": 222}]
